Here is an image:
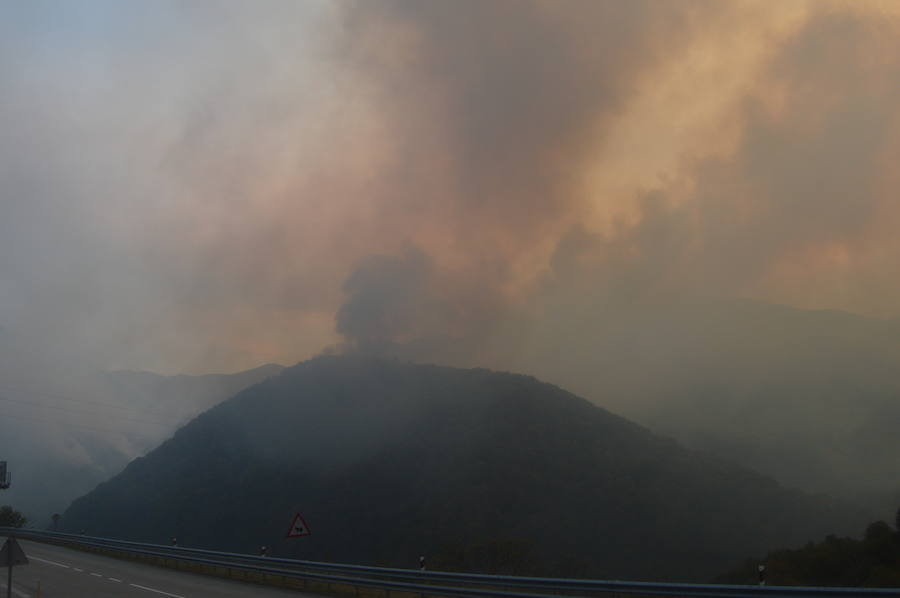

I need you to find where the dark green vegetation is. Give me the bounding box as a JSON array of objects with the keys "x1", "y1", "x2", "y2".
[
  {"x1": 719, "y1": 508, "x2": 900, "y2": 587},
  {"x1": 61, "y1": 356, "x2": 865, "y2": 581},
  {"x1": 0, "y1": 505, "x2": 27, "y2": 528}
]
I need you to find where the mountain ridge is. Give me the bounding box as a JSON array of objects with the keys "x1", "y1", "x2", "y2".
[{"x1": 61, "y1": 355, "x2": 866, "y2": 580}]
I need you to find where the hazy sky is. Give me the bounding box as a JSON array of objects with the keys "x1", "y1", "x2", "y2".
[{"x1": 3, "y1": 0, "x2": 900, "y2": 374}]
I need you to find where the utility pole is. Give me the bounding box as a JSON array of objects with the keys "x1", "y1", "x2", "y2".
[{"x1": 0, "y1": 461, "x2": 10, "y2": 490}]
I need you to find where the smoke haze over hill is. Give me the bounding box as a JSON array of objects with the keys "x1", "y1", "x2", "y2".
[
  {"x1": 61, "y1": 356, "x2": 868, "y2": 581},
  {"x1": 4, "y1": 1, "x2": 900, "y2": 530}
]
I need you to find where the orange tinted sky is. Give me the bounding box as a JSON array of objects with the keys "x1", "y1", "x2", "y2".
[{"x1": 3, "y1": 1, "x2": 900, "y2": 373}]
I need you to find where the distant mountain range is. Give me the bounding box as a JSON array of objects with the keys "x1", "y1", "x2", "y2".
[
  {"x1": 61, "y1": 356, "x2": 866, "y2": 581},
  {"x1": 0, "y1": 363, "x2": 283, "y2": 524}
]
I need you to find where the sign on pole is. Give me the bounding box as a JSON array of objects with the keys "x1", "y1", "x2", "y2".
[
  {"x1": 2, "y1": 537, "x2": 28, "y2": 598},
  {"x1": 1, "y1": 538, "x2": 27, "y2": 567},
  {"x1": 285, "y1": 513, "x2": 311, "y2": 538}
]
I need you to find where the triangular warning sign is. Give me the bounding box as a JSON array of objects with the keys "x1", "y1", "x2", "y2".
[
  {"x1": 285, "y1": 513, "x2": 311, "y2": 538},
  {"x1": 0, "y1": 537, "x2": 29, "y2": 567}
]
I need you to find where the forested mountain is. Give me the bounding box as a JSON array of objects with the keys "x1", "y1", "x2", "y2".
[
  {"x1": 0, "y1": 362, "x2": 283, "y2": 524},
  {"x1": 62, "y1": 356, "x2": 865, "y2": 581}
]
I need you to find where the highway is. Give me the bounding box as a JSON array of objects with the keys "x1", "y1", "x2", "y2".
[{"x1": 4, "y1": 538, "x2": 312, "y2": 598}]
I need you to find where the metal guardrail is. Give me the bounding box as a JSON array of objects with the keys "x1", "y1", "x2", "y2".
[{"x1": 3, "y1": 528, "x2": 899, "y2": 598}]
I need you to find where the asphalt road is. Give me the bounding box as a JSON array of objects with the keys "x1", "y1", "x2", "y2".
[{"x1": 3, "y1": 538, "x2": 315, "y2": 597}]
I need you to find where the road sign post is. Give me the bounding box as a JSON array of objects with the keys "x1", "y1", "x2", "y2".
[{"x1": 1, "y1": 537, "x2": 28, "y2": 598}]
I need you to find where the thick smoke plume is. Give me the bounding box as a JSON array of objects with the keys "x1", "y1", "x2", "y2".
[{"x1": 1, "y1": 1, "x2": 900, "y2": 374}]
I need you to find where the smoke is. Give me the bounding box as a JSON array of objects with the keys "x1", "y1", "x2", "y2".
[
  {"x1": 1, "y1": 1, "x2": 900, "y2": 374},
  {"x1": 324, "y1": 0, "x2": 723, "y2": 351},
  {"x1": 534, "y1": 5, "x2": 900, "y2": 314},
  {"x1": 5, "y1": 0, "x2": 900, "y2": 520},
  {"x1": 336, "y1": 249, "x2": 434, "y2": 350},
  {"x1": 329, "y1": 1, "x2": 900, "y2": 354}
]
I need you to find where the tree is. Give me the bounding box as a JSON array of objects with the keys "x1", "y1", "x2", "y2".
[
  {"x1": 864, "y1": 521, "x2": 895, "y2": 566},
  {"x1": 0, "y1": 505, "x2": 27, "y2": 528}
]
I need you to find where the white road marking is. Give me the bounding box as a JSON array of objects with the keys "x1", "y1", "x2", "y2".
[
  {"x1": 129, "y1": 583, "x2": 186, "y2": 598},
  {"x1": 28, "y1": 555, "x2": 70, "y2": 568},
  {"x1": 25, "y1": 547, "x2": 185, "y2": 597}
]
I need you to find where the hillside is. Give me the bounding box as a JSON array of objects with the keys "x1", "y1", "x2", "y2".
[
  {"x1": 61, "y1": 356, "x2": 865, "y2": 580},
  {"x1": 483, "y1": 299, "x2": 900, "y2": 515},
  {"x1": 0, "y1": 363, "x2": 283, "y2": 524}
]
